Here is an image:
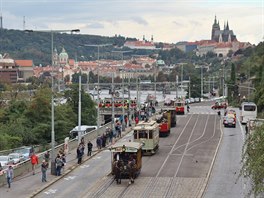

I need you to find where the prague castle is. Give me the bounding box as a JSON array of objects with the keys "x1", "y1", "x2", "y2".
[{"x1": 211, "y1": 16, "x2": 237, "y2": 42}]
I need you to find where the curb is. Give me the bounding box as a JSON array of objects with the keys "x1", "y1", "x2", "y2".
[
  {"x1": 29, "y1": 128, "x2": 133, "y2": 197},
  {"x1": 198, "y1": 118, "x2": 224, "y2": 198}
]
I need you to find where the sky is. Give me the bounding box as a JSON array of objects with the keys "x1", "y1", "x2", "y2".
[{"x1": 1, "y1": 0, "x2": 263, "y2": 44}]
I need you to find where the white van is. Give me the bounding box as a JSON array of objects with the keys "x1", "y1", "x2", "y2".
[{"x1": 69, "y1": 125, "x2": 98, "y2": 138}]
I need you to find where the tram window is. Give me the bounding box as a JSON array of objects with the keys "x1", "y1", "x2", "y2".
[
  {"x1": 149, "y1": 130, "x2": 153, "y2": 139},
  {"x1": 134, "y1": 130, "x2": 138, "y2": 139},
  {"x1": 139, "y1": 130, "x2": 147, "y2": 138},
  {"x1": 244, "y1": 105, "x2": 256, "y2": 111}
]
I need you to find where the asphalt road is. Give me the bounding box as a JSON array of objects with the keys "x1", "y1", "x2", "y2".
[
  {"x1": 74, "y1": 103, "x2": 222, "y2": 198},
  {"x1": 28, "y1": 102, "x2": 248, "y2": 198},
  {"x1": 203, "y1": 107, "x2": 251, "y2": 198}
]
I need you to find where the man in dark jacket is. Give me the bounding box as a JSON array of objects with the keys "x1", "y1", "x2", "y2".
[{"x1": 87, "y1": 141, "x2": 93, "y2": 156}]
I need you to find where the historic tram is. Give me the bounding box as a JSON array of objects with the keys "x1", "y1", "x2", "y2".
[
  {"x1": 175, "y1": 100, "x2": 185, "y2": 115},
  {"x1": 156, "y1": 110, "x2": 172, "y2": 137},
  {"x1": 133, "y1": 120, "x2": 159, "y2": 155},
  {"x1": 110, "y1": 142, "x2": 142, "y2": 184}
]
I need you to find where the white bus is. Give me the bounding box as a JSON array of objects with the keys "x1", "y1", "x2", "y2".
[{"x1": 240, "y1": 102, "x2": 257, "y2": 124}]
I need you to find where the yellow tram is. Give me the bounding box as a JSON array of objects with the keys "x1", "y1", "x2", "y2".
[
  {"x1": 110, "y1": 142, "x2": 142, "y2": 181},
  {"x1": 133, "y1": 120, "x2": 159, "y2": 155}
]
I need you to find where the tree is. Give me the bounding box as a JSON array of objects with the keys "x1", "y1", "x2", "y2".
[
  {"x1": 64, "y1": 84, "x2": 97, "y2": 126},
  {"x1": 241, "y1": 124, "x2": 264, "y2": 196}
]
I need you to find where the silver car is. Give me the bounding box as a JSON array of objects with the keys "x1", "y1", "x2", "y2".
[
  {"x1": 0, "y1": 155, "x2": 14, "y2": 167},
  {"x1": 8, "y1": 153, "x2": 25, "y2": 164}
]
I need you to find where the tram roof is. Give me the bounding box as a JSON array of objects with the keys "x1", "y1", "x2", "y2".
[
  {"x1": 110, "y1": 141, "x2": 142, "y2": 152},
  {"x1": 133, "y1": 120, "x2": 158, "y2": 130}
]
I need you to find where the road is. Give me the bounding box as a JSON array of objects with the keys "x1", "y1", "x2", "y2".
[
  {"x1": 32, "y1": 101, "x2": 224, "y2": 198},
  {"x1": 203, "y1": 107, "x2": 251, "y2": 198}
]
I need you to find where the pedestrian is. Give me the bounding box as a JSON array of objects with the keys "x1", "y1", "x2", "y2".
[
  {"x1": 96, "y1": 136, "x2": 102, "y2": 150},
  {"x1": 105, "y1": 130, "x2": 109, "y2": 145},
  {"x1": 109, "y1": 129, "x2": 113, "y2": 144},
  {"x1": 41, "y1": 160, "x2": 48, "y2": 182},
  {"x1": 102, "y1": 134, "x2": 106, "y2": 148},
  {"x1": 61, "y1": 154, "x2": 66, "y2": 172},
  {"x1": 135, "y1": 117, "x2": 139, "y2": 125},
  {"x1": 77, "y1": 144, "x2": 84, "y2": 164},
  {"x1": 30, "y1": 152, "x2": 39, "y2": 175},
  {"x1": 44, "y1": 151, "x2": 50, "y2": 167},
  {"x1": 55, "y1": 154, "x2": 63, "y2": 176},
  {"x1": 87, "y1": 141, "x2": 93, "y2": 157},
  {"x1": 6, "y1": 166, "x2": 13, "y2": 188}
]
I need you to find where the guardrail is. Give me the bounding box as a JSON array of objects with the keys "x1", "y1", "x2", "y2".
[{"x1": 0, "y1": 122, "x2": 111, "y2": 187}]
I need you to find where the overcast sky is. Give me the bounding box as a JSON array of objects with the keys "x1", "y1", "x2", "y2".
[{"x1": 1, "y1": 0, "x2": 263, "y2": 44}]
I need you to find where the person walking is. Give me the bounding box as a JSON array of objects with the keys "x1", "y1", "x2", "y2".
[
  {"x1": 44, "y1": 151, "x2": 50, "y2": 167},
  {"x1": 41, "y1": 160, "x2": 48, "y2": 182},
  {"x1": 55, "y1": 154, "x2": 63, "y2": 176},
  {"x1": 109, "y1": 129, "x2": 113, "y2": 144},
  {"x1": 61, "y1": 153, "x2": 66, "y2": 173},
  {"x1": 87, "y1": 141, "x2": 93, "y2": 157},
  {"x1": 77, "y1": 144, "x2": 83, "y2": 164},
  {"x1": 30, "y1": 152, "x2": 39, "y2": 175},
  {"x1": 96, "y1": 136, "x2": 102, "y2": 150},
  {"x1": 6, "y1": 166, "x2": 13, "y2": 188}
]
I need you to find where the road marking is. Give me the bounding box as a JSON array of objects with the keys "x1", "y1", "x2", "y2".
[
  {"x1": 44, "y1": 189, "x2": 57, "y2": 195},
  {"x1": 80, "y1": 165, "x2": 90, "y2": 169},
  {"x1": 64, "y1": 176, "x2": 76, "y2": 180}
]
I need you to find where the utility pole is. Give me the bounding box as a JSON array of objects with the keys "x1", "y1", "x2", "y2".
[
  {"x1": 181, "y1": 64, "x2": 184, "y2": 96},
  {"x1": 201, "y1": 65, "x2": 203, "y2": 99},
  {"x1": 111, "y1": 73, "x2": 115, "y2": 133},
  {"x1": 176, "y1": 75, "x2": 178, "y2": 99},
  {"x1": 128, "y1": 76, "x2": 131, "y2": 127},
  {"x1": 86, "y1": 70, "x2": 89, "y2": 94},
  {"x1": 78, "y1": 75, "x2": 82, "y2": 144},
  {"x1": 188, "y1": 76, "x2": 191, "y2": 99}
]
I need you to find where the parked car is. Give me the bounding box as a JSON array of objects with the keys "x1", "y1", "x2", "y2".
[
  {"x1": 194, "y1": 98, "x2": 200, "y2": 103},
  {"x1": 8, "y1": 153, "x2": 25, "y2": 164},
  {"x1": 70, "y1": 125, "x2": 98, "y2": 139},
  {"x1": 0, "y1": 155, "x2": 15, "y2": 167},
  {"x1": 14, "y1": 146, "x2": 33, "y2": 160}
]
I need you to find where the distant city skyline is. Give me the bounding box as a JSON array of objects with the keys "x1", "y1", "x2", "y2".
[{"x1": 1, "y1": 0, "x2": 263, "y2": 44}]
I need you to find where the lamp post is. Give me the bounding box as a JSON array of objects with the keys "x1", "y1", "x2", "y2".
[
  {"x1": 25, "y1": 28, "x2": 80, "y2": 175},
  {"x1": 82, "y1": 44, "x2": 112, "y2": 135},
  {"x1": 112, "y1": 50, "x2": 131, "y2": 131},
  {"x1": 201, "y1": 64, "x2": 204, "y2": 99}
]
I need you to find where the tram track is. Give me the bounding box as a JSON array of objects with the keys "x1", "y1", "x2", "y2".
[{"x1": 80, "y1": 112, "x2": 221, "y2": 198}]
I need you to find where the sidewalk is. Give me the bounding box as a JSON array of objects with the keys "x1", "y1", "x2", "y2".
[{"x1": 0, "y1": 127, "x2": 133, "y2": 198}]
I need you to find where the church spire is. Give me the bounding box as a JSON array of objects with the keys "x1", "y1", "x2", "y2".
[
  {"x1": 224, "y1": 21, "x2": 226, "y2": 30},
  {"x1": 214, "y1": 15, "x2": 217, "y2": 24},
  {"x1": 226, "y1": 20, "x2": 229, "y2": 30}
]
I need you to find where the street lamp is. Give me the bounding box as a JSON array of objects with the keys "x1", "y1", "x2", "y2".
[
  {"x1": 201, "y1": 64, "x2": 203, "y2": 99},
  {"x1": 25, "y1": 28, "x2": 80, "y2": 175},
  {"x1": 112, "y1": 50, "x2": 131, "y2": 131},
  {"x1": 82, "y1": 44, "x2": 112, "y2": 135}
]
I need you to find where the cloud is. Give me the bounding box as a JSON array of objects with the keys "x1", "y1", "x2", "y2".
[
  {"x1": 131, "y1": 17, "x2": 148, "y2": 26},
  {"x1": 86, "y1": 22, "x2": 104, "y2": 29}
]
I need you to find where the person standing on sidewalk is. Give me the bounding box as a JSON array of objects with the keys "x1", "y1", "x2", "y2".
[
  {"x1": 41, "y1": 160, "x2": 48, "y2": 182},
  {"x1": 87, "y1": 141, "x2": 93, "y2": 157},
  {"x1": 30, "y1": 152, "x2": 39, "y2": 175},
  {"x1": 44, "y1": 151, "x2": 50, "y2": 167},
  {"x1": 6, "y1": 166, "x2": 13, "y2": 188},
  {"x1": 55, "y1": 154, "x2": 63, "y2": 176},
  {"x1": 77, "y1": 144, "x2": 84, "y2": 164}
]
